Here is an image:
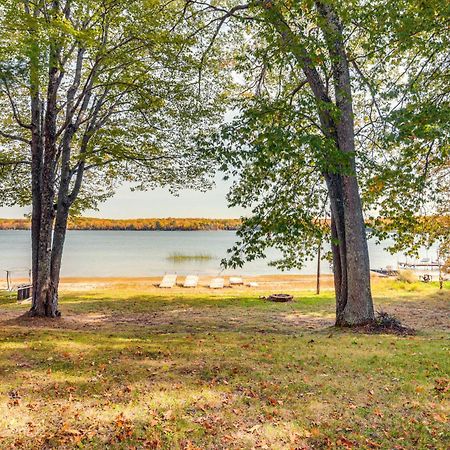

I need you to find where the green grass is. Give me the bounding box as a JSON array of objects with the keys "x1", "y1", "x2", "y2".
[
  {"x1": 166, "y1": 252, "x2": 215, "y2": 262},
  {"x1": 0, "y1": 281, "x2": 448, "y2": 449}
]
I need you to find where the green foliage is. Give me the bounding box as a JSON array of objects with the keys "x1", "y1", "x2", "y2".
[
  {"x1": 358, "y1": 0, "x2": 450, "y2": 255},
  {"x1": 0, "y1": 0, "x2": 223, "y2": 212},
  {"x1": 189, "y1": 0, "x2": 449, "y2": 269}
]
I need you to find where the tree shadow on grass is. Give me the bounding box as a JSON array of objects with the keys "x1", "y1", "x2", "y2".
[
  {"x1": 0, "y1": 292, "x2": 336, "y2": 336},
  {"x1": 0, "y1": 286, "x2": 447, "y2": 448},
  {"x1": 1, "y1": 287, "x2": 448, "y2": 336},
  {"x1": 0, "y1": 322, "x2": 448, "y2": 449}
]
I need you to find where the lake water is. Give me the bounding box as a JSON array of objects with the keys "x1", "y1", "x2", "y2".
[{"x1": 0, "y1": 230, "x2": 437, "y2": 277}]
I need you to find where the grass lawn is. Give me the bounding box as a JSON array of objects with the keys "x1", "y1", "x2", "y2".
[{"x1": 0, "y1": 280, "x2": 448, "y2": 449}]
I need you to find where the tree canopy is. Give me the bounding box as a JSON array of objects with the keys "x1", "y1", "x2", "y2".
[
  {"x1": 0, "y1": 0, "x2": 447, "y2": 322},
  {"x1": 0, "y1": 0, "x2": 221, "y2": 212},
  {"x1": 187, "y1": 0, "x2": 449, "y2": 270},
  {"x1": 0, "y1": 0, "x2": 224, "y2": 316}
]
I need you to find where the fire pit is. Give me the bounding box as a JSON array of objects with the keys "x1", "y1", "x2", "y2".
[{"x1": 267, "y1": 294, "x2": 293, "y2": 303}]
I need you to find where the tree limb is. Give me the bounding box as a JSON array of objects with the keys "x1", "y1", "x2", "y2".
[
  {"x1": 0, "y1": 129, "x2": 31, "y2": 144},
  {"x1": 1, "y1": 77, "x2": 32, "y2": 129}
]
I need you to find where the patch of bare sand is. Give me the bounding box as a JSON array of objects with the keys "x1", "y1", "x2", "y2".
[
  {"x1": 0, "y1": 311, "x2": 109, "y2": 331},
  {"x1": 281, "y1": 312, "x2": 334, "y2": 330},
  {"x1": 1, "y1": 301, "x2": 446, "y2": 334},
  {"x1": 58, "y1": 274, "x2": 338, "y2": 293}
]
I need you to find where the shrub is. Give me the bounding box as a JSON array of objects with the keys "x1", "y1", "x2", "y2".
[{"x1": 397, "y1": 270, "x2": 417, "y2": 283}]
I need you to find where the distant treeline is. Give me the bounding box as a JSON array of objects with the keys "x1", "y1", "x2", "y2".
[
  {"x1": 2, "y1": 215, "x2": 447, "y2": 232},
  {"x1": 0, "y1": 217, "x2": 242, "y2": 231}
]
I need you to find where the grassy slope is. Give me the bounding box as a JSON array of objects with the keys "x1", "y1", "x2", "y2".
[{"x1": 0, "y1": 281, "x2": 448, "y2": 449}]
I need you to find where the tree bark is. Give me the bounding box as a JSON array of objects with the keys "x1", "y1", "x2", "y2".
[
  {"x1": 49, "y1": 194, "x2": 71, "y2": 311},
  {"x1": 327, "y1": 173, "x2": 374, "y2": 326},
  {"x1": 326, "y1": 174, "x2": 348, "y2": 320},
  {"x1": 262, "y1": 0, "x2": 375, "y2": 325},
  {"x1": 316, "y1": 0, "x2": 374, "y2": 325},
  {"x1": 29, "y1": 20, "x2": 62, "y2": 318},
  {"x1": 30, "y1": 97, "x2": 42, "y2": 314},
  {"x1": 29, "y1": 164, "x2": 71, "y2": 317},
  {"x1": 29, "y1": 149, "x2": 61, "y2": 317}
]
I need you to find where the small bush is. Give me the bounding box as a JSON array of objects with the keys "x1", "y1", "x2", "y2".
[{"x1": 397, "y1": 270, "x2": 417, "y2": 283}]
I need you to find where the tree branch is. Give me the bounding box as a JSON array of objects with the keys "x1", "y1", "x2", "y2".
[
  {"x1": 1, "y1": 77, "x2": 32, "y2": 129},
  {"x1": 0, "y1": 129, "x2": 31, "y2": 144}
]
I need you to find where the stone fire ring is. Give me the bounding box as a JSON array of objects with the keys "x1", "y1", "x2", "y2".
[{"x1": 267, "y1": 294, "x2": 293, "y2": 302}]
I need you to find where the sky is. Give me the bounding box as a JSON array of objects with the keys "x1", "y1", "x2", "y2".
[{"x1": 0, "y1": 176, "x2": 246, "y2": 219}]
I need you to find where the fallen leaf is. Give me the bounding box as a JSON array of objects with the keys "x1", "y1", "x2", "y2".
[
  {"x1": 247, "y1": 424, "x2": 262, "y2": 433},
  {"x1": 163, "y1": 409, "x2": 174, "y2": 420},
  {"x1": 432, "y1": 413, "x2": 447, "y2": 423}
]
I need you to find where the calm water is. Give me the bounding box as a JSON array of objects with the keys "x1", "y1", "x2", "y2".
[{"x1": 0, "y1": 230, "x2": 437, "y2": 277}]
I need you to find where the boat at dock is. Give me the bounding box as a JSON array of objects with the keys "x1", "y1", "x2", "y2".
[
  {"x1": 371, "y1": 257, "x2": 448, "y2": 281},
  {"x1": 398, "y1": 258, "x2": 440, "y2": 270}
]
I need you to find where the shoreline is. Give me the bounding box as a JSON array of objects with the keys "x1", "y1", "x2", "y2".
[{"x1": 2, "y1": 273, "x2": 387, "y2": 292}]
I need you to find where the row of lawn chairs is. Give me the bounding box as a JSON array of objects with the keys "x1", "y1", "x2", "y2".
[{"x1": 159, "y1": 274, "x2": 258, "y2": 289}]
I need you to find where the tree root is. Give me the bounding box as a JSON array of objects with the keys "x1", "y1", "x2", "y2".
[{"x1": 338, "y1": 311, "x2": 415, "y2": 335}]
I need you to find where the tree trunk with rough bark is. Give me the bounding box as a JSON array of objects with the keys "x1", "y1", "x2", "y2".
[
  {"x1": 28, "y1": 29, "x2": 65, "y2": 318},
  {"x1": 316, "y1": 0, "x2": 374, "y2": 325},
  {"x1": 326, "y1": 173, "x2": 374, "y2": 325},
  {"x1": 262, "y1": 0, "x2": 375, "y2": 325},
  {"x1": 29, "y1": 169, "x2": 72, "y2": 317}
]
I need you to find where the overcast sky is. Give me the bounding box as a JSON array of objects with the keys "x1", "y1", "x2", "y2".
[{"x1": 0, "y1": 177, "x2": 246, "y2": 219}]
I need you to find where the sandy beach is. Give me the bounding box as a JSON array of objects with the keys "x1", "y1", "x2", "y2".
[{"x1": 0, "y1": 273, "x2": 390, "y2": 293}]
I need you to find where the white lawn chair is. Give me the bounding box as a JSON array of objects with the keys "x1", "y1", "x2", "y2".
[
  {"x1": 229, "y1": 276, "x2": 244, "y2": 285},
  {"x1": 209, "y1": 277, "x2": 224, "y2": 289},
  {"x1": 183, "y1": 275, "x2": 199, "y2": 288},
  {"x1": 159, "y1": 273, "x2": 177, "y2": 288}
]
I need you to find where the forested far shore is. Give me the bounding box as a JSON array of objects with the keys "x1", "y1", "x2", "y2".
[
  {"x1": 1, "y1": 216, "x2": 448, "y2": 232},
  {"x1": 0, "y1": 217, "x2": 241, "y2": 231}
]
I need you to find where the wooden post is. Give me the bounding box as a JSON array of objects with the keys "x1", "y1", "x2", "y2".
[{"x1": 316, "y1": 245, "x2": 321, "y2": 295}]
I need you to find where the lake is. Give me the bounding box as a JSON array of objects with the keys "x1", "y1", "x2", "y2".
[{"x1": 0, "y1": 230, "x2": 437, "y2": 277}]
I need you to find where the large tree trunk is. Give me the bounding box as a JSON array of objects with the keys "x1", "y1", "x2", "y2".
[
  {"x1": 29, "y1": 181, "x2": 61, "y2": 317},
  {"x1": 29, "y1": 135, "x2": 79, "y2": 317},
  {"x1": 341, "y1": 175, "x2": 374, "y2": 325},
  {"x1": 29, "y1": 30, "x2": 63, "y2": 318},
  {"x1": 317, "y1": 0, "x2": 374, "y2": 325},
  {"x1": 29, "y1": 170, "x2": 71, "y2": 318},
  {"x1": 49, "y1": 202, "x2": 70, "y2": 310},
  {"x1": 263, "y1": 1, "x2": 375, "y2": 325},
  {"x1": 326, "y1": 174, "x2": 347, "y2": 320},
  {"x1": 327, "y1": 173, "x2": 374, "y2": 326},
  {"x1": 30, "y1": 103, "x2": 42, "y2": 314}
]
